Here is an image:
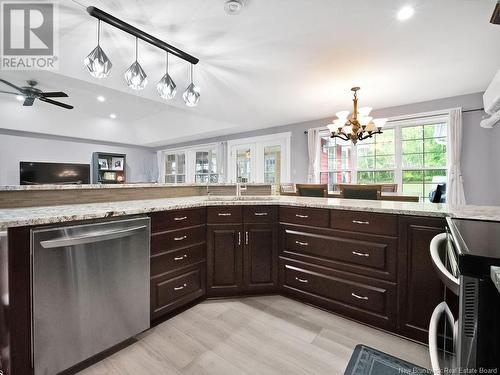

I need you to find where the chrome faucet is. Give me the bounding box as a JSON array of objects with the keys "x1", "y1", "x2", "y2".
[{"x1": 236, "y1": 182, "x2": 247, "y2": 197}]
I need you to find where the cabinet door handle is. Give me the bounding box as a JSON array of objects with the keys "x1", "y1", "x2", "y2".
[
  {"x1": 174, "y1": 235, "x2": 187, "y2": 241},
  {"x1": 245, "y1": 231, "x2": 249, "y2": 245},
  {"x1": 238, "y1": 232, "x2": 241, "y2": 245},
  {"x1": 352, "y1": 251, "x2": 370, "y2": 257},
  {"x1": 351, "y1": 292, "x2": 369, "y2": 300},
  {"x1": 218, "y1": 213, "x2": 232, "y2": 216},
  {"x1": 174, "y1": 254, "x2": 188, "y2": 261},
  {"x1": 295, "y1": 240, "x2": 308, "y2": 246},
  {"x1": 254, "y1": 212, "x2": 268, "y2": 216},
  {"x1": 295, "y1": 214, "x2": 309, "y2": 218},
  {"x1": 174, "y1": 283, "x2": 187, "y2": 291},
  {"x1": 174, "y1": 216, "x2": 188, "y2": 221},
  {"x1": 352, "y1": 220, "x2": 370, "y2": 225},
  {"x1": 295, "y1": 277, "x2": 309, "y2": 283}
]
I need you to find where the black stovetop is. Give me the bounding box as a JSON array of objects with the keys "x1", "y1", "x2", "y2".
[{"x1": 447, "y1": 217, "x2": 500, "y2": 278}]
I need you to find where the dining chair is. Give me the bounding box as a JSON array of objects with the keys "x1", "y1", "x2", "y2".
[
  {"x1": 296, "y1": 183, "x2": 328, "y2": 198},
  {"x1": 339, "y1": 184, "x2": 382, "y2": 200}
]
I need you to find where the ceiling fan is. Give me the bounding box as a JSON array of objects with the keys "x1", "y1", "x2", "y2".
[{"x1": 0, "y1": 79, "x2": 74, "y2": 109}]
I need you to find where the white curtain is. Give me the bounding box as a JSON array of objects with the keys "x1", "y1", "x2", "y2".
[
  {"x1": 307, "y1": 128, "x2": 321, "y2": 183},
  {"x1": 217, "y1": 141, "x2": 228, "y2": 183},
  {"x1": 447, "y1": 108, "x2": 466, "y2": 205},
  {"x1": 157, "y1": 150, "x2": 166, "y2": 183}
]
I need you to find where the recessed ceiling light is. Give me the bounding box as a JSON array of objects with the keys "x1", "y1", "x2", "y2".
[
  {"x1": 224, "y1": 0, "x2": 244, "y2": 15},
  {"x1": 397, "y1": 5, "x2": 415, "y2": 21},
  {"x1": 97, "y1": 95, "x2": 106, "y2": 102},
  {"x1": 16, "y1": 95, "x2": 24, "y2": 101},
  {"x1": 109, "y1": 113, "x2": 117, "y2": 119}
]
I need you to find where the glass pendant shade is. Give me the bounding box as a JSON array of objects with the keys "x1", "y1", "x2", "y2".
[
  {"x1": 373, "y1": 118, "x2": 388, "y2": 128},
  {"x1": 359, "y1": 116, "x2": 373, "y2": 126},
  {"x1": 327, "y1": 124, "x2": 337, "y2": 133},
  {"x1": 336, "y1": 110, "x2": 350, "y2": 121},
  {"x1": 157, "y1": 73, "x2": 177, "y2": 99},
  {"x1": 125, "y1": 61, "x2": 148, "y2": 90},
  {"x1": 84, "y1": 21, "x2": 112, "y2": 78},
  {"x1": 358, "y1": 106, "x2": 372, "y2": 116},
  {"x1": 157, "y1": 53, "x2": 176, "y2": 99},
  {"x1": 183, "y1": 65, "x2": 200, "y2": 107}
]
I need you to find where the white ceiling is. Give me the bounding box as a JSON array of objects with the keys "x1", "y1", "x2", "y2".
[{"x1": 1, "y1": 0, "x2": 499, "y2": 147}]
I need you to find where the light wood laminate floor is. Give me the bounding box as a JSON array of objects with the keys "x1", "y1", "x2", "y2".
[{"x1": 78, "y1": 295, "x2": 431, "y2": 375}]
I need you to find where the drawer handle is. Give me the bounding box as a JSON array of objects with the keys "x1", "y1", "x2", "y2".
[
  {"x1": 174, "y1": 235, "x2": 187, "y2": 241},
  {"x1": 295, "y1": 240, "x2": 308, "y2": 246},
  {"x1": 352, "y1": 251, "x2": 370, "y2": 257},
  {"x1": 295, "y1": 277, "x2": 309, "y2": 283},
  {"x1": 174, "y1": 254, "x2": 188, "y2": 261},
  {"x1": 174, "y1": 283, "x2": 187, "y2": 291},
  {"x1": 351, "y1": 292, "x2": 369, "y2": 300},
  {"x1": 218, "y1": 213, "x2": 232, "y2": 216},
  {"x1": 295, "y1": 214, "x2": 309, "y2": 218},
  {"x1": 352, "y1": 220, "x2": 370, "y2": 225},
  {"x1": 174, "y1": 216, "x2": 188, "y2": 221},
  {"x1": 254, "y1": 212, "x2": 268, "y2": 216}
]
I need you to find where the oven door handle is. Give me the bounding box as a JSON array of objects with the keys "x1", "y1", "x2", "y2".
[
  {"x1": 430, "y1": 233, "x2": 460, "y2": 294},
  {"x1": 429, "y1": 301, "x2": 455, "y2": 374}
]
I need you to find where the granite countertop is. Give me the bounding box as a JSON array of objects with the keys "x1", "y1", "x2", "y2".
[
  {"x1": 0, "y1": 183, "x2": 270, "y2": 191},
  {"x1": 1, "y1": 195, "x2": 499, "y2": 231}
]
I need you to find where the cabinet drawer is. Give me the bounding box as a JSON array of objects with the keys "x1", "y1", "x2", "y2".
[
  {"x1": 331, "y1": 210, "x2": 398, "y2": 236},
  {"x1": 151, "y1": 243, "x2": 206, "y2": 277},
  {"x1": 151, "y1": 208, "x2": 206, "y2": 233},
  {"x1": 283, "y1": 228, "x2": 397, "y2": 281},
  {"x1": 279, "y1": 207, "x2": 329, "y2": 227},
  {"x1": 151, "y1": 265, "x2": 205, "y2": 320},
  {"x1": 207, "y1": 206, "x2": 242, "y2": 224},
  {"x1": 151, "y1": 225, "x2": 205, "y2": 254},
  {"x1": 243, "y1": 206, "x2": 278, "y2": 223},
  {"x1": 279, "y1": 258, "x2": 396, "y2": 329}
]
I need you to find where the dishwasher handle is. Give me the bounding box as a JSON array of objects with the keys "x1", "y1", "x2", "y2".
[{"x1": 39, "y1": 225, "x2": 148, "y2": 249}]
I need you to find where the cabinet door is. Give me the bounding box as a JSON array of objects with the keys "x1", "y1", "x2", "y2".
[
  {"x1": 398, "y1": 216, "x2": 456, "y2": 343},
  {"x1": 207, "y1": 224, "x2": 243, "y2": 297},
  {"x1": 243, "y1": 223, "x2": 278, "y2": 292}
]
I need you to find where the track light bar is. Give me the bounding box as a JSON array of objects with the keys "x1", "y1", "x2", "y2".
[{"x1": 86, "y1": 6, "x2": 199, "y2": 65}]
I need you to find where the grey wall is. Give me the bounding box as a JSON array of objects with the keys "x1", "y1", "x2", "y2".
[
  {"x1": 0, "y1": 131, "x2": 157, "y2": 185},
  {"x1": 160, "y1": 92, "x2": 499, "y2": 206}
]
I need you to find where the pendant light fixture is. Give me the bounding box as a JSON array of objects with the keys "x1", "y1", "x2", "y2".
[
  {"x1": 124, "y1": 37, "x2": 148, "y2": 90},
  {"x1": 157, "y1": 52, "x2": 177, "y2": 100},
  {"x1": 327, "y1": 87, "x2": 388, "y2": 145},
  {"x1": 183, "y1": 64, "x2": 200, "y2": 107},
  {"x1": 84, "y1": 20, "x2": 112, "y2": 78}
]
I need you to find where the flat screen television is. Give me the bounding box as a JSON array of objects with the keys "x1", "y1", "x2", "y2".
[{"x1": 20, "y1": 162, "x2": 91, "y2": 185}]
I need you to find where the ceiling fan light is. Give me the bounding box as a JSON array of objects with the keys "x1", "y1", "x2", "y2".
[
  {"x1": 358, "y1": 106, "x2": 372, "y2": 116},
  {"x1": 183, "y1": 82, "x2": 200, "y2": 107},
  {"x1": 84, "y1": 45, "x2": 112, "y2": 78},
  {"x1": 124, "y1": 61, "x2": 148, "y2": 90},
  {"x1": 157, "y1": 73, "x2": 177, "y2": 100}
]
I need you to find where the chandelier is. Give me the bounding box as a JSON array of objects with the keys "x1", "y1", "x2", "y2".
[{"x1": 327, "y1": 87, "x2": 388, "y2": 144}]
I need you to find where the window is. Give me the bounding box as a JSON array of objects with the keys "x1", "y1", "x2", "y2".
[
  {"x1": 165, "y1": 152, "x2": 185, "y2": 183},
  {"x1": 264, "y1": 145, "x2": 282, "y2": 185},
  {"x1": 318, "y1": 116, "x2": 448, "y2": 199},
  {"x1": 195, "y1": 150, "x2": 218, "y2": 183},
  {"x1": 401, "y1": 123, "x2": 447, "y2": 199},
  {"x1": 319, "y1": 136, "x2": 352, "y2": 190}
]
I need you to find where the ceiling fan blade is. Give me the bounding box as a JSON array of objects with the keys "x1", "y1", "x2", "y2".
[
  {"x1": 0, "y1": 79, "x2": 23, "y2": 93},
  {"x1": 23, "y1": 97, "x2": 35, "y2": 106},
  {"x1": 39, "y1": 97, "x2": 74, "y2": 109},
  {"x1": 0, "y1": 90, "x2": 19, "y2": 95},
  {"x1": 41, "y1": 91, "x2": 69, "y2": 98}
]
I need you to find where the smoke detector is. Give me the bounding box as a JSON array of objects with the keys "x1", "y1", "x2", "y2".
[{"x1": 224, "y1": 0, "x2": 244, "y2": 15}]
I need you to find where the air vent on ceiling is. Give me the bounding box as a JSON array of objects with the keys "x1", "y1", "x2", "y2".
[{"x1": 491, "y1": 1, "x2": 500, "y2": 25}]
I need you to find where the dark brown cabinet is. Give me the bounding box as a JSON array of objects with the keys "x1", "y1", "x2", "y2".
[
  {"x1": 207, "y1": 206, "x2": 278, "y2": 297},
  {"x1": 398, "y1": 215, "x2": 452, "y2": 343}
]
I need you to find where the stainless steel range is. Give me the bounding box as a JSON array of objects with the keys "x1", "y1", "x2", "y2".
[{"x1": 429, "y1": 218, "x2": 500, "y2": 374}]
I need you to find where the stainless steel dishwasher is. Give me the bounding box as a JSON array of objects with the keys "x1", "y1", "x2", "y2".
[{"x1": 31, "y1": 216, "x2": 150, "y2": 375}]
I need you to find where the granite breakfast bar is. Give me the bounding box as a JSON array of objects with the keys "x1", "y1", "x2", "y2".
[{"x1": 2, "y1": 187, "x2": 500, "y2": 375}]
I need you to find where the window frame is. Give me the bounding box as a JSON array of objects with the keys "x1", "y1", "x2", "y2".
[{"x1": 318, "y1": 112, "x2": 450, "y2": 193}]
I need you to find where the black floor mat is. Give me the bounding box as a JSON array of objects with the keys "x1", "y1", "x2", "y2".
[{"x1": 344, "y1": 344, "x2": 431, "y2": 375}]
